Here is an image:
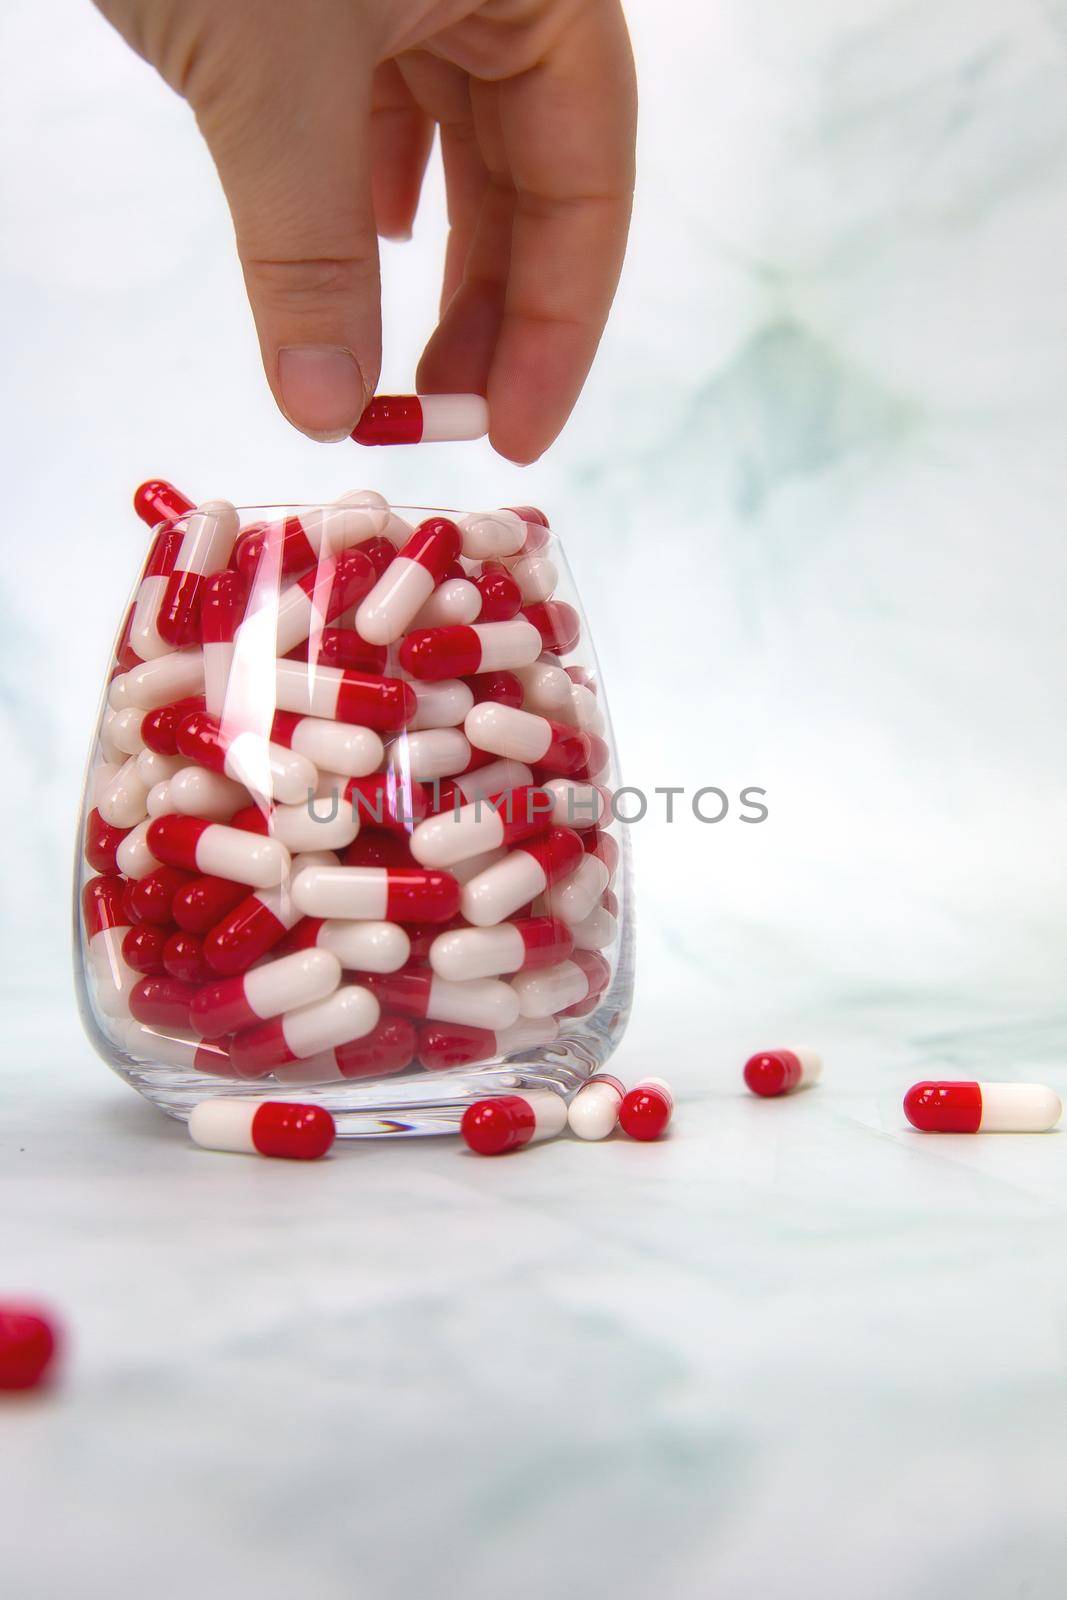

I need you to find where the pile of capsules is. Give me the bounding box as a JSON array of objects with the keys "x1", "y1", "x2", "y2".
[{"x1": 80, "y1": 478, "x2": 624, "y2": 1103}]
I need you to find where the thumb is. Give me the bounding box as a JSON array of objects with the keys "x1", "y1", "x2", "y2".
[{"x1": 191, "y1": 32, "x2": 381, "y2": 441}]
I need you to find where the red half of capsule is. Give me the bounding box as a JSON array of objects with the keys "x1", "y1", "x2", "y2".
[
  {"x1": 82, "y1": 876, "x2": 128, "y2": 937},
  {"x1": 359, "y1": 970, "x2": 435, "y2": 1019},
  {"x1": 903, "y1": 1081, "x2": 983, "y2": 1134},
  {"x1": 399, "y1": 626, "x2": 483, "y2": 681},
  {"x1": 743, "y1": 1051, "x2": 803, "y2": 1098},
  {"x1": 174, "y1": 709, "x2": 231, "y2": 774},
  {"x1": 468, "y1": 671, "x2": 523, "y2": 708},
  {"x1": 162, "y1": 930, "x2": 212, "y2": 984},
  {"x1": 0, "y1": 1306, "x2": 59, "y2": 1392},
  {"x1": 618, "y1": 1082, "x2": 673, "y2": 1142},
  {"x1": 521, "y1": 827, "x2": 585, "y2": 888},
  {"x1": 172, "y1": 875, "x2": 247, "y2": 934},
  {"x1": 140, "y1": 695, "x2": 205, "y2": 756},
  {"x1": 514, "y1": 916, "x2": 574, "y2": 970},
  {"x1": 342, "y1": 830, "x2": 415, "y2": 868},
  {"x1": 335, "y1": 1017, "x2": 417, "y2": 1078},
  {"x1": 351, "y1": 394, "x2": 425, "y2": 445},
  {"x1": 461, "y1": 1096, "x2": 537, "y2": 1155},
  {"x1": 232, "y1": 514, "x2": 317, "y2": 578},
  {"x1": 133, "y1": 479, "x2": 194, "y2": 528},
  {"x1": 201, "y1": 569, "x2": 249, "y2": 644},
  {"x1": 584, "y1": 829, "x2": 620, "y2": 878},
  {"x1": 143, "y1": 524, "x2": 184, "y2": 580},
  {"x1": 122, "y1": 923, "x2": 169, "y2": 975},
  {"x1": 251, "y1": 1102, "x2": 336, "y2": 1159},
  {"x1": 355, "y1": 535, "x2": 396, "y2": 579},
  {"x1": 289, "y1": 628, "x2": 387, "y2": 675},
  {"x1": 203, "y1": 893, "x2": 291, "y2": 976},
  {"x1": 488, "y1": 785, "x2": 559, "y2": 847},
  {"x1": 343, "y1": 774, "x2": 429, "y2": 834},
  {"x1": 84, "y1": 809, "x2": 130, "y2": 875},
  {"x1": 147, "y1": 814, "x2": 213, "y2": 872},
  {"x1": 297, "y1": 546, "x2": 377, "y2": 617},
  {"x1": 381, "y1": 872, "x2": 461, "y2": 924},
  {"x1": 129, "y1": 975, "x2": 199, "y2": 1030},
  {"x1": 524, "y1": 601, "x2": 580, "y2": 655},
  {"x1": 125, "y1": 866, "x2": 192, "y2": 926},
  {"x1": 229, "y1": 805, "x2": 270, "y2": 836},
  {"x1": 398, "y1": 517, "x2": 463, "y2": 579},
  {"x1": 417, "y1": 1021, "x2": 496, "y2": 1070},
  {"x1": 474, "y1": 566, "x2": 522, "y2": 621},
  {"x1": 157, "y1": 569, "x2": 207, "y2": 650},
  {"x1": 329, "y1": 672, "x2": 416, "y2": 731}
]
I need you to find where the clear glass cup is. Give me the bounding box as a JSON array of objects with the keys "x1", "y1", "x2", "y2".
[{"x1": 74, "y1": 492, "x2": 633, "y2": 1137}]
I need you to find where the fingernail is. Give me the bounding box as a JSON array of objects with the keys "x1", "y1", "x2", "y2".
[{"x1": 277, "y1": 346, "x2": 366, "y2": 441}]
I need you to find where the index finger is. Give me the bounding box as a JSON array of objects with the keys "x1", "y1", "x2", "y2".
[{"x1": 486, "y1": 2, "x2": 636, "y2": 462}]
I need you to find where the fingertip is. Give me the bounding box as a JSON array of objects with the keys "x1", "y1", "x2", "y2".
[{"x1": 276, "y1": 345, "x2": 370, "y2": 441}]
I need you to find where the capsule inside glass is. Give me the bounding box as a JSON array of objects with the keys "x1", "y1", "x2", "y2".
[{"x1": 74, "y1": 498, "x2": 633, "y2": 1137}]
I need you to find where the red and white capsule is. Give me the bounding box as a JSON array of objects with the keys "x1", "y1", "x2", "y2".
[
  {"x1": 464, "y1": 703, "x2": 591, "y2": 777},
  {"x1": 156, "y1": 500, "x2": 240, "y2": 648},
  {"x1": 147, "y1": 814, "x2": 290, "y2": 889},
  {"x1": 429, "y1": 916, "x2": 573, "y2": 982},
  {"x1": 351, "y1": 393, "x2": 488, "y2": 446},
  {"x1": 903, "y1": 1081, "x2": 1062, "y2": 1133},
  {"x1": 400, "y1": 620, "x2": 542, "y2": 683},
  {"x1": 268, "y1": 710, "x2": 382, "y2": 779},
  {"x1": 292, "y1": 862, "x2": 461, "y2": 924},
  {"x1": 188, "y1": 1099, "x2": 336, "y2": 1159},
  {"x1": 82, "y1": 876, "x2": 136, "y2": 1017},
  {"x1": 229, "y1": 985, "x2": 380, "y2": 1076},
  {"x1": 274, "y1": 659, "x2": 415, "y2": 730},
  {"x1": 361, "y1": 969, "x2": 519, "y2": 1030},
  {"x1": 280, "y1": 916, "x2": 411, "y2": 973},
  {"x1": 743, "y1": 1048, "x2": 823, "y2": 1098},
  {"x1": 110, "y1": 651, "x2": 206, "y2": 713},
  {"x1": 354, "y1": 518, "x2": 464, "y2": 645},
  {"x1": 618, "y1": 1078, "x2": 674, "y2": 1142},
  {"x1": 510, "y1": 948, "x2": 608, "y2": 1018},
  {"x1": 417, "y1": 1017, "x2": 558, "y2": 1070},
  {"x1": 175, "y1": 710, "x2": 317, "y2": 806},
  {"x1": 411, "y1": 784, "x2": 555, "y2": 869},
  {"x1": 191, "y1": 947, "x2": 342, "y2": 1038},
  {"x1": 567, "y1": 1074, "x2": 625, "y2": 1141},
  {"x1": 461, "y1": 1089, "x2": 567, "y2": 1155},
  {"x1": 460, "y1": 827, "x2": 584, "y2": 928},
  {"x1": 273, "y1": 1016, "x2": 418, "y2": 1083}
]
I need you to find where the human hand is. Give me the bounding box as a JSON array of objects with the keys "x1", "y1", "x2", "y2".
[{"x1": 93, "y1": 0, "x2": 637, "y2": 461}]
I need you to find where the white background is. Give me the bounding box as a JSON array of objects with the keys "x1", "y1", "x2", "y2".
[{"x1": 4, "y1": 3, "x2": 1067, "y2": 1596}]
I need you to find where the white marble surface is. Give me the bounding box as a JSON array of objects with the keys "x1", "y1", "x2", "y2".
[{"x1": 5, "y1": 0, "x2": 1067, "y2": 1591}]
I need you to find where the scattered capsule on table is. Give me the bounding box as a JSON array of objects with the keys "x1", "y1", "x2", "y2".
[
  {"x1": 188, "y1": 1099, "x2": 336, "y2": 1159},
  {"x1": 0, "y1": 1305, "x2": 60, "y2": 1392},
  {"x1": 618, "y1": 1078, "x2": 674, "y2": 1142},
  {"x1": 461, "y1": 1089, "x2": 568, "y2": 1156},
  {"x1": 351, "y1": 393, "x2": 489, "y2": 446},
  {"x1": 743, "y1": 1048, "x2": 823, "y2": 1098},
  {"x1": 903, "y1": 1081, "x2": 1062, "y2": 1133},
  {"x1": 567, "y1": 1074, "x2": 625, "y2": 1141}
]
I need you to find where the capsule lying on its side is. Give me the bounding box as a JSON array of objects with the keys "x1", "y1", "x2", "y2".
[
  {"x1": 188, "y1": 1099, "x2": 336, "y2": 1159},
  {"x1": 903, "y1": 1081, "x2": 1061, "y2": 1133}
]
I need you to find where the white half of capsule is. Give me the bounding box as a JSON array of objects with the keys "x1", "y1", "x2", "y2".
[
  {"x1": 92, "y1": 760, "x2": 123, "y2": 804},
  {"x1": 146, "y1": 780, "x2": 173, "y2": 818},
  {"x1": 452, "y1": 759, "x2": 534, "y2": 806},
  {"x1": 540, "y1": 778, "x2": 604, "y2": 830},
  {"x1": 273, "y1": 660, "x2": 350, "y2": 721},
  {"x1": 116, "y1": 818, "x2": 159, "y2": 879},
  {"x1": 244, "y1": 948, "x2": 341, "y2": 1021},
  {"x1": 517, "y1": 661, "x2": 604, "y2": 735},
  {"x1": 335, "y1": 488, "x2": 412, "y2": 547},
  {"x1": 412, "y1": 578, "x2": 481, "y2": 629},
  {"x1": 507, "y1": 555, "x2": 557, "y2": 603},
  {"x1": 459, "y1": 510, "x2": 526, "y2": 561},
  {"x1": 424, "y1": 977, "x2": 519, "y2": 1029},
  {"x1": 167, "y1": 766, "x2": 250, "y2": 823},
  {"x1": 470, "y1": 619, "x2": 543, "y2": 672},
  {"x1": 174, "y1": 500, "x2": 240, "y2": 575},
  {"x1": 495, "y1": 1018, "x2": 560, "y2": 1055},
  {"x1": 355, "y1": 558, "x2": 437, "y2": 646},
  {"x1": 567, "y1": 1076, "x2": 625, "y2": 1141},
  {"x1": 111, "y1": 706, "x2": 147, "y2": 756},
  {"x1": 312, "y1": 920, "x2": 410, "y2": 973},
  {"x1": 570, "y1": 906, "x2": 618, "y2": 951},
  {"x1": 541, "y1": 856, "x2": 610, "y2": 925},
  {"x1": 88, "y1": 928, "x2": 138, "y2": 1018},
  {"x1": 292, "y1": 865, "x2": 390, "y2": 920},
  {"x1": 222, "y1": 729, "x2": 318, "y2": 806},
  {"x1": 136, "y1": 749, "x2": 187, "y2": 788},
  {"x1": 511, "y1": 959, "x2": 590, "y2": 1018},
  {"x1": 265, "y1": 785, "x2": 360, "y2": 852},
  {"x1": 97, "y1": 755, "x2": 150, "y2": 829},
  {"x1": 429, "y1": 924, "x2": 528, "y2": 982},
  {"x1": 280, "y1": 986, "x2": 380, "y2": 1058},
  {"x1": 450, "y1": 846, "x2": 507, "y2": 886},
  {"x1": 518, "y1": 1088, "x2": 569, "y2": 1143},
  {"x1": 388, "y1": 729, "x2": 470, "y2": 780},
  {"x1": 411, "y1": 798, "x2": 528, "y2": 869},
  {"x1": 460, "y1": 848, "x2": 549, "y2": 928},
  {"x1": 110, "y1": 651, "x2": 205, "y2": 712},
  {"x1": 128, "y1": 574, "x2": 171, "y2": 661},
  {"x1": 407, "y1": 679, "x2": 474, "y2": 731},
  {"x1": 194, "y1": 825, "x2": 291, "y2": 889},
  {"x1": 464, "y1": 703, "x2": 552, "y2": 764},
  {"x1": 188, "y1": 1100, "x2": 260, "y2": 1153},
  {"x1": 286, "y1": 717, "x2": 383, "y2": 777},
  {"x1": 416, "y1": 393, "x2": 489, "y2": 442},
  {"x1": 792, "y1": 1048, "x2": 823, "y2": 1088},
  {"x1": 99, "y1": 709, "x2": 126, "y2": 763},
  {"x1": 977, "y1": 1083, "x2": 1061, "y2": 1131},
  {"x1": 203, "y1": 640, "x2": 235, "y2": 717}
]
